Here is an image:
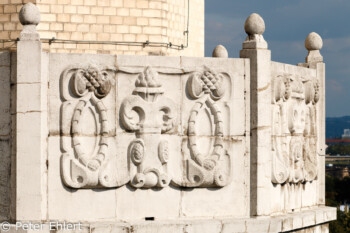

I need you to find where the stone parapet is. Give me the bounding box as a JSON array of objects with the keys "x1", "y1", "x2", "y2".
[{"x1": 0, "y1": 6, "x2": 335, "y2": 233}]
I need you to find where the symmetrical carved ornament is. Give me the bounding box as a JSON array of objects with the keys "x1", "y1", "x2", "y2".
[
  {"x1": 120, "y1": 67, "x2": 176, "y2": 188},
  {"x1": 181, "y1": 67, "x2": 231, "y2": 187},
  {"x1": 60, "y1": 65, "x2": 118, "y2": 188},
  {"x1": 271, "y1": 74, "x2": 320, "y2": 184},
  {"x1": 60, "y1": 65, "x2": 232, "y2": 189}
]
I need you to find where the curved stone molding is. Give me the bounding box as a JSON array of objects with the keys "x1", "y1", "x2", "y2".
[
  {"x1": 120, "y1": 67, "x2": 176, "y2": 189},
  {"x1": 181, "y1": 67, "x2": 231, "y2": 188},
  {"x1": 60, "y1": 64, "x2": 123, "y2": 188},
  {"x1": 271, "y1": 74, "x2": 319, "y2": 184}
]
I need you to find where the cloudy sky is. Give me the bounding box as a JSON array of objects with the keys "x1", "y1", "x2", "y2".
[{"x1": 205, "y1": 0, "x2": 350, "y2": 117}]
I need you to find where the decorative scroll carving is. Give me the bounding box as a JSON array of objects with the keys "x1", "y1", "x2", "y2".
[
  {"x1": 272, "y1": 74, "x2": 319, "y2": 184},
  {"x1": 181, "y1": 67, "x2": 231, "y2": 188},
  {"x1": 120, "y1": 67, "x2": 176, "y2": 189},
  {"x1": 60, "y1": 65, "x2": 121, "y2": 188},
  {"x1": 60, "y1": 64, "x2": 233, "y2": 189}
]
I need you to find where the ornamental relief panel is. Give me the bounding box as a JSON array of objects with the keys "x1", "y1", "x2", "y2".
[
  {"x1": 271, "y1": 73, "x2": 320, "y2": 184},
  {"x1": 60, "y1": 65, "x2": 233, "y2": 189},
  {"x1": 177, "y1": 67, "x2": 231, "y2": 188},
  {"x1": 60, "y1": 65, "x2": 123, "y2": 188},
  {"x1": 120, "y1": 67, "x2": 176, "y2": 189}
]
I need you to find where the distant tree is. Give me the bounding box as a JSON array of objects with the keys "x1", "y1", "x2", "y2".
[
  {"x1": 327, "y1": 144, "x2": 350, "y2": 155},
  {"x1": 326, "y1": 175, "x2": 337, "y2": 203},
  {"x1": 330, "y1": 210, "x2": 348, "y2": 233},
  {"x1": 326, "y1": 175, "x2": 350, "y2": 232},
  {"x1": 341, "y1": 209, "x2": 350, "y2": 233}
]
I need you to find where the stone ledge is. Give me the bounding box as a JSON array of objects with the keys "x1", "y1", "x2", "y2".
[{"x1": 0, "y1": 206, "x2": 336, "y2": 233}]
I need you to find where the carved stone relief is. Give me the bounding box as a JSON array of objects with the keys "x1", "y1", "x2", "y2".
[
  {"x1": 60, "y1": 65, "x2": 123, "y2": 188},
  {"x1": 60, "y1": 64, "x2": 233, "y2": 189},
  {"x1": 120, "y1": 67, "x2": 176, "y2": 189},
  {"x1": 271, "y1": 74, "x2": 319, "y2": 184},
  {"x1": 178, "y1": 67, "x2": 231, "y2": 188}
]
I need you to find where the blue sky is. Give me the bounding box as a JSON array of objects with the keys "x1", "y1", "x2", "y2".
[{"x1": 205, "y1": 0, "x2": 350, "y2": 117}]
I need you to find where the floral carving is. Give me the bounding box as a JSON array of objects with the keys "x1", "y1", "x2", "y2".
[
  {"x1": 120, "y1": 67, "x2": 176, "y2": 189},
  {"x1": 271, "y1": 74, "x2": 320, "y2": 184}
]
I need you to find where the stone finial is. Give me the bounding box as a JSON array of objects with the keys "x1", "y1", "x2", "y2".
[
  {"x1": 19, "y1": 2, "x2": 40, "y2": 26},
  {"x1": 19, "y1": 3, "x2": 41, "y2": 40},
  {"x1": 212, "y1": 45, "x2": 228, "y2": 58},
  {"x1": 242, "y1": 13, "x2": 267, "y2": 49},
  {"x1": 244, "y1": 13, "x2": 265, "y2": 36},
  {"x1": 305, "y1": 32, "x2": 323, "y2": 51},
  {"x1": 304, "y1": 32, "x2": 323, "y2": 65}
]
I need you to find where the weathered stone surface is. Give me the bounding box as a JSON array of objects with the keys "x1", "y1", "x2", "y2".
[
  {"x1": 212, "y1": 45, "x2": 228, "y2": 58},
  {"x1": 0, "y1": 207, "x2": 336, "y2": 233},
  {"x1": 44, "y1": 53, "x2": 250, "y2": 221},
  {"x1": 1, "y1": 10, "x2": 333, "y2": 233},
  {"x1": 18, "y1": 3, "x2": 40, "y2": 41},
  {"x1": 243, "y1": 13, "x2": 267, "y2": 49},
  {"x1": 19, "y1": 3, "x2": 41, "y2": 26},
  {"x1": 244, "y1": 13, "x2": 265, "y2": 36},
  {"x1": 305, "y1": 32, "x2": 323, "y2": 51},
  {"x1": 268, "y1": 61, "x2": 323, "y2": 213},
  {"x1": 304, "y1": 33, "x2": 324, "y2": 66}
]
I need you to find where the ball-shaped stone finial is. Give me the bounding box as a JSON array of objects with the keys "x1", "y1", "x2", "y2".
[
  {"x1": 244, "y1": 13, "x2": 265, "y2": 36},
  {"x1": 212, "y1": 45, "x2": 228, "y2": 58},
  {"x1": 19, "y1": 2, "x2": 40, "y2": 26},
  {"x1": 305, "y1": 32, "x2": 323, "y2": 51}
]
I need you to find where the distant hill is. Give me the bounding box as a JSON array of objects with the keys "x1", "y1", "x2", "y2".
[{"x1": 326, "y1": 116, "x2": 350, "y2": 139}]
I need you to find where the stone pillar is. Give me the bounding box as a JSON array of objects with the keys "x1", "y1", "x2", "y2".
[
  {"x1": 240, "y1": 13, "x2": 272, "y2": 216},
  {"x1": 302, "y1": 32, "x2": 326, "y2": 205},
  {"x1": 297, "y1": 32, "x2": 325, "y2": 205},
  {"x1": 15, "y1": 3, "x2": 47, "y2": 221}
]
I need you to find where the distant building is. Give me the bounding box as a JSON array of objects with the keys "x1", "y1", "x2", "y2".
[
  {"x1": 326, "y1": 138, "x2": 350, "y2": 145},
  {"x1": 342, "y1": 129, "x2": 350, "y2": 139}
]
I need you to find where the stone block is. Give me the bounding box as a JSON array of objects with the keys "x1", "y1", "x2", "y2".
[
  {"x1": 64, "y1": 5, "x2": 76, "y2": 14},
  {"x1": 221, "y1": 219, "x2": 246, "y2": 233},
  {"x1": 185, "y1": 221, "x2": 222, "y2": 233},
  {"x1": 77, "y1": 6, "x2": 89, "y2": 14}
]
